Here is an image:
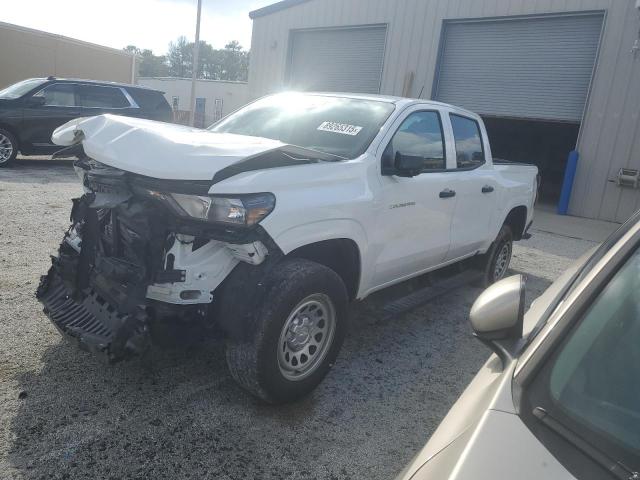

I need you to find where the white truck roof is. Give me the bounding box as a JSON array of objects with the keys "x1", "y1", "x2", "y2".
[{"x1": 295, "y1": 91, "x2": 480, "y2": 118}]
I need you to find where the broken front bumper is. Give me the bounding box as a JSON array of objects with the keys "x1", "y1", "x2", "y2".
[
  {"x1": 36, "y1": 163, "x2": 274, "y2": 361},
  {"x1": 37, "y1": 262, "x2": 150, "y2": 361}
]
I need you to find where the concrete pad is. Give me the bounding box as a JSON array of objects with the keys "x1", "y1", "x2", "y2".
[{"x1": 533, "y1": 204, "x2": 620, "y2": 243}]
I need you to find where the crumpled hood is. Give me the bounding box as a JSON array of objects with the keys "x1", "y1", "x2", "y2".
[{"x1": 52, "y1": 114, "x2": 286, "y2": 180}]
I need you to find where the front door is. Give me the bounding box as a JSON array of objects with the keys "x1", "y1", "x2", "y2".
[
  {"x1": 371, "y1": 109, "x2": 456, "y2": 288},
  {"x1": 22, "y1": 83, "x2": 82, "y2": 151}
]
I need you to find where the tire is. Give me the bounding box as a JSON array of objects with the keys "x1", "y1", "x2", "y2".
[
  {"x1": 0, "y1": 128, "x2": 18, "y2": 167},
  {"x1": 476, "y1": 225, "x2": 513, "y2": 287},
  {"x1": 225, "y1": 258, "x2": 349, "y2": 404}
]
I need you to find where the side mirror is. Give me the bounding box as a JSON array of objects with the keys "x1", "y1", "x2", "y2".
[
  {"x1": 26, "y1": 96, "x2": 46, "y2": 107},
  {"x1": 394, "y1": 152, "x2": 423, "y2": 177},
  {"x1": 470, "y1": 274, "x2": 525, "y2": 365}
]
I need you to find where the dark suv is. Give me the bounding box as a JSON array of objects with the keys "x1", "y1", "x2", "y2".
[{"x1": 0, "y1": 77, "x2": 172, "y2": 167}]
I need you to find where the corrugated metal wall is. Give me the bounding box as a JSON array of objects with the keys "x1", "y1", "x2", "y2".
[
  {"x1": 248, "y1": 0, "x2": 640, "y2": 223},
  {"x1": 435, "y1": 14, "x2": 604, "y2": 122},
  {"x1": 0, "y1": 22, "x2": 135, "y2": 90},
  {"x1": 288, "y1": 25, "x2": 387, "y2": 93}
]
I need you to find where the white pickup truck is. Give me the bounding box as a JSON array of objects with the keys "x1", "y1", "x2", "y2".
[{"x1": 37, "y1": 92, "x2": 538, "y2": 403}]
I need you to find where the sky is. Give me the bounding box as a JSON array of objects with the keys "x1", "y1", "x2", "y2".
[{"x1": 0, "y1": 0, "x2": 274, "y2": 54}]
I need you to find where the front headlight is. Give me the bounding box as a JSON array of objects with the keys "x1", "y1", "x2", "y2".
[{"x1": 169, "y1": 193, "x2": 275, "y2": 226}]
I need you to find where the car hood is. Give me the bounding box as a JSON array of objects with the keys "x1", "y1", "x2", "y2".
[
  {"x1": 52, "y1": 114, "x2": 289, "y2": 181},
  {"x1": 404, "y1": 410, "x2": 572, "y2": 480}
]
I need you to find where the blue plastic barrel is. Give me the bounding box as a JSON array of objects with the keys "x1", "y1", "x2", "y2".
[{"x1": 557, "y1": 150, "x2": 579, "y2": 215}]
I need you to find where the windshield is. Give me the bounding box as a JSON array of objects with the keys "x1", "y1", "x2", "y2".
[
  {"x1": 0, "y1": 78, "x2": 47, "y2": 99},
  {"x1": 210, "y1": 93, "x2": 395, "y2": 159}
]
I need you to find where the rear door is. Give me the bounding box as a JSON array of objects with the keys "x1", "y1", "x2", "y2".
[
  {"x1": 76, "y1": 84, "x2": 138, "y2": 118},
  {"x1": 22, "y1": 83, "x2": 82, "y2": 149},
  {"x1": 445, "y1": 112, "x2": 497, "y2": 260},
  {"x1": 371, "y1": 107, "x2": 456, "y2": 288}
]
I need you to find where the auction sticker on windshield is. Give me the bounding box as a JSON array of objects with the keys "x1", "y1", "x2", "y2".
[{"x1": 317, "y1": 121, "x2": 363, "y2": 136}]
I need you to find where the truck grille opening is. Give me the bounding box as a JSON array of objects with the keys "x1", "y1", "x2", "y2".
[{"x1": 100, "y1": 209, "x2": 147, "y2": 265}]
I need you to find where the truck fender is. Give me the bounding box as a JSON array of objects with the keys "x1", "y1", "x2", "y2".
[
  {"x1": 268, "y1": 219, "x2": 371, "y2": 298},
  {"x1": 268, "y1": 219, "x2": 369, "y2": 258}
]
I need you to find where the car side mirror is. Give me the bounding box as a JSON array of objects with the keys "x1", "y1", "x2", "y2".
[
  {"x1": 470, "y1": 274, "x2": 525, "y2": 365},
  {"x1": 26, "y1": 96, "x2": 46, "y2": 107},
  {"x1": 394, "y1": 152, "x2": 423, "y2": 177}
]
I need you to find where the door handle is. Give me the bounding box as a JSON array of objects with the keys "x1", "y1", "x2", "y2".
[
  {"x1": 482, "y1": 185, "x2": 494, "y2": 193},
  {"x1": 439, "y1": 188, "x2": 456, "y2": 199}
]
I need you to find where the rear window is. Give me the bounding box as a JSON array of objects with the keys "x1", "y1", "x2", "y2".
[
  {"x1": 77, "y1": 85, "x2": 130, "y2": 108},
  {"x1": 128, "y1": 88, "x2": 170, "y2": 111},
  {"x1": 450, "y1": 114, "x2": 485, "y2": 169},
  {"x1": 210, "y1": 93, "x2": 395, "y2": 159}
]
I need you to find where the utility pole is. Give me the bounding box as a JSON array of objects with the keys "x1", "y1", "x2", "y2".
[{"x1": 189, "y1": 0, "x2": 202, "y2": 127}]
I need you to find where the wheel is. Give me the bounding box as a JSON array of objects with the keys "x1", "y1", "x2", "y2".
[
  {"x1": 476, "y1": 225, "x2": 513, "y2": 287},
  {"x1": 0, "y1": 128, "x2": 18, "y2": 167},
  {"x1": 225, "y1": 258, "x2": 349, "y2": 403}
]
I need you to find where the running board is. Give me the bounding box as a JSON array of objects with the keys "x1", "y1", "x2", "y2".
[{"x1": 379, "y1": 269, "x2": 483, "y2": 321}]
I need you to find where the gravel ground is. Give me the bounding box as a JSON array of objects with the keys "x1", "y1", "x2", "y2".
[{"x1": 0, "y1": 159, "x2": 601, "y2": 480}]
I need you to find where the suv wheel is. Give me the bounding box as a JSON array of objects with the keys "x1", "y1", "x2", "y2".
[
  {"x1": 0, "y1": 128, "x2": 18, "y2": 167},
  {"x1": 225, "y1": 258, "x2": 348, "y2": 403},
  {"x1": 476, "y1": 225, "x2": 513, "y2": 287}
]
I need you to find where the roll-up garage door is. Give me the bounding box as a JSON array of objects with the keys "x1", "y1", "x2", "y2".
[
  {"x1": 288, "y1": 26, "x2": 387, "y2": 94},
  {"x1": 435, "y1": 14, "x2": 603, "y2": 122}
]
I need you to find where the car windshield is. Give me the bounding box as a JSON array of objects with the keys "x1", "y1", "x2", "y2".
[
  {"x1": 549, "y1": 246, "x2": 640, "y2": 452},
  {"x1": 209, "y1": 93, "x2": 396, "y2": 159},
  {"x1": 0, "y1": 78, "x2": 47, "y2": 99}
]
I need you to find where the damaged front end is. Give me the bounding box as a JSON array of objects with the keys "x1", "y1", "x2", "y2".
[{"x1": 36, "y1": 159, "x2": 276, "y2": 362}]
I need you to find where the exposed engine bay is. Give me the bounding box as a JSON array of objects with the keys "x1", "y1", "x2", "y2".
[{"x1": 36, "y1": 158, "x2": 278, "y2": 362}]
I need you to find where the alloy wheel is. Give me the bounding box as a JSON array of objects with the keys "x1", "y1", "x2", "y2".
[{"x1": 0, "y1": 133, "x2": 13, "y2": 164}]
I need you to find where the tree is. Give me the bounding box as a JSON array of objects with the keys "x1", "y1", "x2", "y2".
[
  {"x1": 123, "y1": 45, "x2": 141, "y2": 55},
  {"x1": 127, "y1": 38, "x2": 249, "y2": 81},
  {"x1": 167, "y1": 36, "x2": 191, "y2": 78},
  {"x1": 123, "y1": 45, "x2": 168, "y2": 77},
  {"x1": 139, "y1": 49, "x2": 169, "y2": 77},
  {"x1": 220, "y1": 41, "x2": 249, "y2": 81},
  {"x1": 166, "y1": 37, "x2": 249, "y2": 81}
]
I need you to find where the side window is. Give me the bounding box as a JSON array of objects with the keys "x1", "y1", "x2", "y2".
[
  {"x1": 32, "y1": 84, "x2": 77, "y2": 107},
  {"x1": 450, "y1": 114, "x2": 485, "y2": 169},
  {"x1": 549, "y1": 247, "x2": 640, "y2": 452},
  {"x1": 523, "y1": 245, "x2": 640, "y2": 478},
  {"x1": 77, "y1": 85, "x2": 130, "y2": 109},
  {"x1": 382, "y1": 111, "x2": 445, "y2": 174}
]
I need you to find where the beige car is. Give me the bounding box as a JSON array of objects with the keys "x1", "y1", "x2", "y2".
[{"x1": 398, "y1": 210, "x2": 640, "y2": 480}]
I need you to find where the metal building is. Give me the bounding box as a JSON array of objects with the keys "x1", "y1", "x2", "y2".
[
  {"x1": 138, "y1": 77, "x2": 249, "y2": 125},
  {"x1": 0, "y1": 21, "x2": 137, "y2": 90},
  {"x1": 248, "y1": 0, "x2": 640, "y2": 223}
]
